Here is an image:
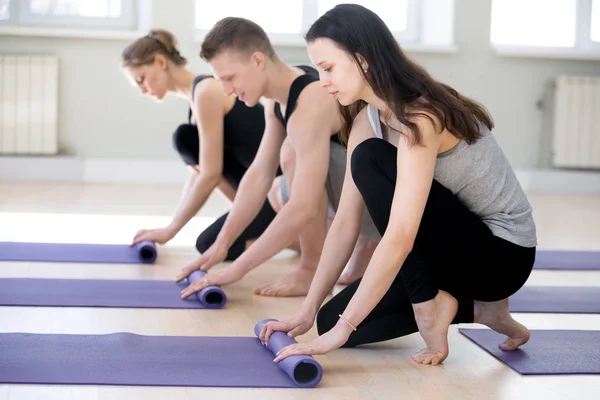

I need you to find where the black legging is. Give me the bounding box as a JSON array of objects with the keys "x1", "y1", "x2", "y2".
[
  {"x1": 316, "y1": 138, "x2": 536, "y2": 347},
  {"x1": 173, "y1": 124, "x2": 278, "y2": 261}
]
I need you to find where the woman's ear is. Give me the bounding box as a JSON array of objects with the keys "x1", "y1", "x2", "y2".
[
  {"x1": 154, "y1": 53, "x2": 168, "y2": 70},
  {"x1": 355, "y1": 53, "x2": 368, "y2": 73}
]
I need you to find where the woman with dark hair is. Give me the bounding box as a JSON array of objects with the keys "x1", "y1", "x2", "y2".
[
  {"x1": 260, "y1": 4, "x2": 537, "y2": 366},
  {"x1": 122, "y1": 29, "x2": 285, "y2": 262}
]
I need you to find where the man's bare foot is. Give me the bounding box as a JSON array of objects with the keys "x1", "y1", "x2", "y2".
[
  {"x1": 411, "y1": 290, "x2": 458, "y2": 365},
  {"x1": 474, "y1": 298, "x2": 530, "y2": 350},
  {"x1": 337, "y1": 237, "x2": 378, "y2": 285},
  {"x1": 254, "y1": 268, "x2": 314, "y2": 297}
]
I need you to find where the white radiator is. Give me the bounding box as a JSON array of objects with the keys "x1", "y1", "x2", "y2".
[
  {"x1": 0, "y1": 55, "x2": 58, "y2": 155},
  {"x1": 552, "y1": 75, "x2": 600, "y2": 169}
]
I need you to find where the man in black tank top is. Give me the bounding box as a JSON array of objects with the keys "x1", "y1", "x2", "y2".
[{"x1": 177, "y1": 17, "x2": 380, "y2": 299}]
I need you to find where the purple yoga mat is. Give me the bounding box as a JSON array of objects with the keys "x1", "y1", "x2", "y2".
[
  {"x1": 534, "y1": 250, "x2": 600, "y2": 270},
  {"x1": 0, "y1": 270, "x2": 226, "y2": 309},
  {"x1": 459, "y1": 328, "x2": 600, "y2": 375},
  {"x1": 509, "y1": 286, "x2": 600, "y2": 314},
  {"x1": 0, "y1": 319, "x2": 323, "y2": 388},
  {"x1": 0, "y1": 240, "x2": 158, "y2": 264}
]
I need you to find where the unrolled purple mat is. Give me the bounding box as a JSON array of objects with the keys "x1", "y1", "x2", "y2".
[
  {"x1": 0, "y1": 270, "x2": 226, "y2": 309},
  {"x1": 0, "y1": 319, "x2": 323, "y2": 388},
  {"x1": 509, "y1": 286, "x2": 600, "y2": 314},
  {"x1": 0, "y1": 240, "x2": 158, "y2": 264},
  {"x1": 534, "y1": 250, "x2": 600, "y2": 270},
  {"x1": 459, "y1": 328, "x2": 600, "y2": 375}
]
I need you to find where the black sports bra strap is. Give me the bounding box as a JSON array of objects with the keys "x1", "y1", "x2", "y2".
[{"x1": 188, "y1": 75, "x2": 211, "y2": 124}]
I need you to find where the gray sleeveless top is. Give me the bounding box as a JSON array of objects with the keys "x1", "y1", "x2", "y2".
[{"x1": 367, "y1": 104, "x2": 537, "y2": 248}]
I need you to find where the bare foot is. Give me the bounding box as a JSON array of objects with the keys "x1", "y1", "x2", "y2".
[
  {"x1": 254, "y1": 268, "x2": 315, "y2": 297},
  {"x1": 411, "y1": 290, "x2": 458, "y2": 365},
  {"x1": 474, "y1": 298, "x2": 530, "y2": 350},
  {"x1": 337, "y1": 237, "x2": 378, "y2": 285}
]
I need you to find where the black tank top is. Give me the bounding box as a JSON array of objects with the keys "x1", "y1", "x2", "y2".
[
  {"x1": 273, "y1": 66, "x2": 341, "y2": 144},
  {"x1": 188, "y1": 75, "x2": 266, "y2": 169}
]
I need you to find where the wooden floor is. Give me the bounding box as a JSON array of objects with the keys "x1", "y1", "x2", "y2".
[{"x1": 1, "y1": 182, "x2": 600, "y2": 400}]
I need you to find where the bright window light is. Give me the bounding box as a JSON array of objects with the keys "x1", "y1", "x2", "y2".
[
  {"x1": 195, "y1": 0, "x2": 303, "y2": 34},
  {"x1": 29, "y1": 0, "x2": 123, "y2": 18},
  {"x1": 490, "y1": 0, "x2": 577, "y2": 47}
]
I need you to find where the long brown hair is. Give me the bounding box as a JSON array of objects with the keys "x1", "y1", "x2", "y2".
[
  {"x1": 122, "y1": 29, "x2": 187, "y2": 67},
  {"x1": 305, "y1": 4, "x2": 494, "y2": 147}
]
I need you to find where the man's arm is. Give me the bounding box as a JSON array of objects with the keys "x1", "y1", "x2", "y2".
[
  {"x1": 230, "y1": 82, "x2": 341, "y2": 276},
  {"x1": 214, "y1": 99, "x2": 287, "y2": 249}
]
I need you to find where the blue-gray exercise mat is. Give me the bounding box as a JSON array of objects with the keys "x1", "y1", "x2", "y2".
[
  {"x1": 0, "y1": 320, "x2": 323, "y2": 388},
  {"x1": 459, "y1": 328, "x2": 600, "y2": 375},
  {"x1": 0, "y1": 240, "x2": 158, "y2": 264},
  {"x1": 509, "y1": 286, "x2": 600, "y2": 314},
  {"x1": 534, "y1": 249, "x2": 600, "y2": 270},
  {"x1": 0, "y1": 270, "x2": 227, "y2": 309}
]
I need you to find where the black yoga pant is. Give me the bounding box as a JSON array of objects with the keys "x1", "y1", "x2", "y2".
[
  {"x1": 316, "y1": 138, "x2": 536, "y2": 347},
  {"x1": 173, "y1": 124, "x2": 278, "y2": 261}
]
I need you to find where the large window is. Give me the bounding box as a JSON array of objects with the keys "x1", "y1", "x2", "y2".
[
  {"x1": 195, "y1": 0, "x2": 303, "y2": 35},
  {"x1": 195, "y1": 0, "x2": 453, "y2": 48},
  {"x1": 490, "y1": 0, "x2": 600, "y2": 56},
  {"x1": 592, "y1": 0, "x2": 600, "y2": 42},
  {"x1": 1, "y1": 0, "x2": 137, "y2": 29},
  {"x1": 0, "y1": 0, "x2": 9, "y2": 21}
]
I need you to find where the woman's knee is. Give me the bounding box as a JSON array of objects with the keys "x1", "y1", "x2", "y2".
[
  {"x1": 316, "y1": 304, "x2": 337, "y2": 335},
  {"x1": 173, "y1": 124, "x2": 199, "y2": 165},
  {"x1": 195, "y1": 230, "x2": 216, "y2": 254},
  {"x1": 351, "y1": 138, "x2": 387, "y2": 190},
  {"x1": 195, "y1": 215, "x2": 225, "y2": 253}
]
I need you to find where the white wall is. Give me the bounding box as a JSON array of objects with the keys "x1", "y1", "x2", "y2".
[{"x1": 1, "y1": 0, "x2": 599, "y2": 169}]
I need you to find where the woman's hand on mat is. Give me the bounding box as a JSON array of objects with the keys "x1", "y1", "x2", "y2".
[
  {"x1": 273, "y1": 323, "x2": 350, "y2": 362},
  {"x1": 180, "y1": 267, "x2": 244, "y2": 299},
  {"x1": 131, "y1": 227, "x2": 175, "y2": 246},
  {"x1": 176, "y1": 242, "x2": 229, "y2": 282},
  {"x1": 259, "y1": 309, "x2": 316, "y2": 344}
]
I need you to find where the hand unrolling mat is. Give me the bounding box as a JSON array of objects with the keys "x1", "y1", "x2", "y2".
[
  {"x1": 534, "y1": 250, "x2": 600, "y2": 270},
  {"x1": 0, "y1": 319, "x2": 323, "y2": 388},
  {"x1": 508, "y1": 286, "x2": 600, "y2": 314},
  {"x1": 0, "y1": 240, "x2": 158, "y2": 264},
  {"x1": 459, "y1": 328, "x2": 600, "y2": 375},
  {"x1": 0, "y1": 270, "x2": 227, "y2": 309}
]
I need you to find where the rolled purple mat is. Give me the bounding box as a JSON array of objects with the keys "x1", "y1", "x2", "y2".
[
  {"x1": 0, "y1": 240, "x2": 158, "y2": 264},
  {"x1": 0, "y1": 269, "x2": 227, "y2": 309},
  {"x1": 134, "y1": 240, "x2": 158, "y2": 263},
  {"x1": 187, "y1": 270, "x2": 227, "y2": 309},
  {"x1": 253, "y1": 319, "x2": 323, "y2": 388}
]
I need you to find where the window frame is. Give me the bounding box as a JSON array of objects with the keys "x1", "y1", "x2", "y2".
[
  {"x1": 0, "y1": 0, "x2": 138, "y2": 30},
  {"x1": 0, "y1": 0, "x2": 16, "y2": 25},
  {"x1": 194, "y1": 0, "x2": 422, "y2": 47}
]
